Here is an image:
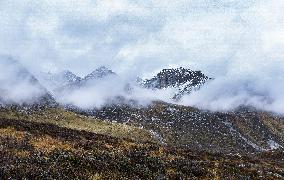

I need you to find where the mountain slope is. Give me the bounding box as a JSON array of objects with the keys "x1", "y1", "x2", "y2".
[
  {"x1": 76, "y1": 102, "x2": 284, "y2": 153},
  {"x1": 0, "y1": 107, "x2": 154, "y2": 143},
  {"x1": 0, "y1": 116, "x2": 283, "y2": 179}
]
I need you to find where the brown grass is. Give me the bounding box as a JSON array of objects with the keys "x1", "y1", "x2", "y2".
[
  {"x1": 0, "y1": 118, "x2": 283, "y2": 179},
  {"x1": 30, "y1": 135, "x2": 75, "y2": 153},
  {"x1": 0, "y1": 127, "x2": 26, "y2": 141},
  {"x1": 13, "y1": 150, "x2": 30, "y2": 158},
  {"x1": 0, "y1": 108, "x2": 156, "y2": 143}
]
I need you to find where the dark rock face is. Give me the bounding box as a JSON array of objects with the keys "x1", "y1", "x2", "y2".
[
  {"x1": 144, "y1": 67, "x2": 208, "y2": 88},
  {"x1": 143, "y1": 67, "x2": 210, "y2": 99},
  {"x1": 53, "y1": 67, "x2": 208, "y2": 103}
]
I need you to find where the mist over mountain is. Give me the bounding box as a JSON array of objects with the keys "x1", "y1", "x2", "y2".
[
  {"x1": 1, "y1": 1, "x2": 284, "y2": 178},
  {"x1": 2, "y1": 56, "x2": 284, "y2": 116},
  {"x1": 45, "y1": 66, "x2": 177, "y2": 109},
  {"x1": 38, "y1": 70, "x2": 82, "y2": 91},
  {"x1": 0, "y1": 0, "x2": 283, "y2": 114},
  {"x1": 181, "y1": 70, "x2": 284, "y2": 114},
  {"x1": 0, "y1": 56, "x2": 56, "y2": 106}
]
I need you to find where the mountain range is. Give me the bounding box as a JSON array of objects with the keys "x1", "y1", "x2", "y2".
[
  {"x1": 32, "y1": 64, "x2": 284, "y2": 153},
  {"x1": 0, "y1": 59, "x2": 283, "y2": 179},
  {"x1": 42, "y1": 66, "x2": 210, "y2": 100},
  {"x1": 1, "y1": 59, "x2": 283, "y2": 152}
]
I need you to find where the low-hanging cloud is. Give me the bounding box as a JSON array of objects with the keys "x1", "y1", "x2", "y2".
[
  {"x1": 0, "y1": 56, "x2": 48, "y2": 105},
  {"x1": 0, "y1": 0, "x2": 284, "y2": 114},
  {"x1": 180, "y1": 72, "x2": 284, "y2": 113},
  {"x1": 54, "y1": 75, "x2": 176, "y2": 109}
]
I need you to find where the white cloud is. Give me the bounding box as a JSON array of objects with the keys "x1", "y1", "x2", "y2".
[
  {"x1": 1, "y1": 0, "x2": 284, "y2": 113},
  {"x1": 0, "y1": 57, "x2": 47, "y2": 104}
]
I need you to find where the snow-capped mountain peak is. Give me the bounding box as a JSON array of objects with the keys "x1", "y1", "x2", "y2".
[
  {"x1": 38, "y1": 70, "x2": 81, "y2": 90},
  {"x1": 57, "y1": 70, "x2": 82, "y2": 84},
  {"x1": 142, "y1": 67, "x2": 210, "y2": 99},
  {"x1": 83, "y1": 66, "x2": 116, "y2": 81}
]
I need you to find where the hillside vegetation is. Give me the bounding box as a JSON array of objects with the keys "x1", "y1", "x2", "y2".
[
  {"x1": 0, "y1": 117, "x2": 283, "y2": 179},
  {"x1": 82, "y1": 102, "x2": 284, "y2": 153},
  {"x1": 0, "y1": 107, "x2": 155, "y2": 143}
]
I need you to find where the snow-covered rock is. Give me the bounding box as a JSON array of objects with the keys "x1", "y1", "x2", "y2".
[{"x1": 142, "y1": 67, "x2": 210, "y2": 99}]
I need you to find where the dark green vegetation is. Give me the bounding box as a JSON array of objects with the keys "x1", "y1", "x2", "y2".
[{"x1": 0, "y1": 118, "x2": 283, "y2": 179}]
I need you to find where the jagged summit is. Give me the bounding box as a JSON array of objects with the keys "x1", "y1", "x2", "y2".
[
  {"x1": 143, "y1": 67, "x2": 210, "y2": 99},
  {"x1": 60, "y1": 70, "x2": 82, "y2": 83},
  {"x1": 52, "y1": 66, "x2": 117, "y2": 92},
  {"x1": 144, "y1": 67, "x2": 209, "y2": 88},
  {"x1": 48, "y1": 70, "x2": 81, "y2": 86},
  {"x1": 83, "y1": 66, "x2": 116, "y2": 81},
  {"x1": 40, "y1": 66, "x2": 115, "y2": 91}
]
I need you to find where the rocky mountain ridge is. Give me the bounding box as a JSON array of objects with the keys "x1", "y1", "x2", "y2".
[
  {"x1": 47, "y1": 66, "x2": 210, "y2": 101},
  {"x1": 83, "y1": 66, "x2": 116, "y2": 81},
  {"x1": 143, "y1": 67, "x2": 210, "y2": 99}
]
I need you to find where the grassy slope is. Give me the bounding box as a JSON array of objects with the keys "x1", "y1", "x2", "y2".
[
  {"x1": 0, "y1": 107, "x2": 155, "y2": 143},
  {"x1": 0, "y1": 118, "x2": 283, "y2": 179}
]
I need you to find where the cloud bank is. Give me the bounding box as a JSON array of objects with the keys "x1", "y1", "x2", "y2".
[
  {"x1": 0, "y1": 0, "x2": 284, "y2": 113},
  {"x1": 54, "y1": 75, "x2": 176, "y2": 109},
  {"x1": 0, "y1": 56, "x2": 47, "y2": 105}
]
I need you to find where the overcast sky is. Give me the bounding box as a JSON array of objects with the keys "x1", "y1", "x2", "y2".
[
  {"x1": 0, "y1": 0, "x2": 283, "y2": 77},
  {"x1": 1, "y1": 0, "x2": 284, "y2": 113}
]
